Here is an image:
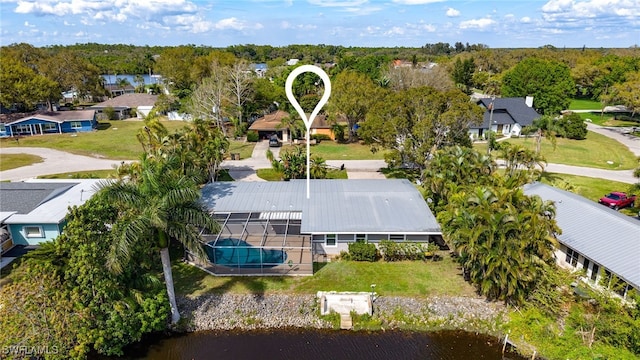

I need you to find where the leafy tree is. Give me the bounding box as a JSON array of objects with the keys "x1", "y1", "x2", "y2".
[
  {"x1": 155, "y1": 46, "x2": 197, "y2": 93},
  {"x1": 266, "y1": 146, "x2": 328, "y2": 180},
  {"x1": 0, "y1": 196, "x2": 169, "y2": 358},
  {"x1": 556, "y1": 112, "x2": 587, "y2": 140},
  {"x1": 501, "y1": 58, "x2": 575, "y2": 115},
  {"x1": 360, "y1": 87, "x2": 483, "y2": 171},
  {"x1": 329, "y1": 70, "x2": 381, "y2": 142},
  {"x1": 0, "y1": 55, "x2": 57, "y2": 110},
  {"x1": 438, "y1": 184, "x2": 559, "y2": 305},
  {"x1": 452, "y1": 57, "x2": 475, "y2": 94},
  {"x1": 98, "y1": 155, "x2": 220, "y2": 325},
  {"x1": 499, "y1": 142, "x2": 547, "y2": 180},
  {"x1": 610, "y1": 71, "x2": 640, "y2": 116}
]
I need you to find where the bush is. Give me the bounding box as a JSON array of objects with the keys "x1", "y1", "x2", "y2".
[
  {"x1": 311, "y1": 134, "x2": 332, "y2": 142},
  {"x1": 246, "y1": 130, "x2": 259, "y2": 142},
  {"x1": 558, "y1": 113, "x2": 587, "y2": 140},
  {"x1": 347, "y1": 241, "x2": 378, "y2": 262},
  {"x1": 379, "y1": 241, "x2": 436, "y2": 261}
]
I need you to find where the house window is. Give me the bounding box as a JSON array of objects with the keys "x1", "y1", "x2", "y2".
[
  {"x1": 70, "y1": 121, "x2": 82, "y2": 129},
  {"x1": 0, "y1": 124, "x2": 6, "y2": 132},
  {"x1": 325, "y1": 234, "x2": 337, "y2": 247},
  {"x1": 590, "y1": 264, "x2": 599, "y2": 282},
  {"x1": 43, "y1": 123, "x2": 57, "y2": 131},
  {"x1": 24, "y1": 226, "x2": 43, "y2": 238},
  {"x1": 390, "y1": 234, "x2": 405, "y2": 241},
  {"x1": 15, "y1": 124, "x2": 31, "y2": 134},
  {"x1": 356, "y1": 234, "x2": 367, "y2": 242},
  {"x1": 582, "y1": 258, "x2": 590, "y2": 273},
  {"x1": 565, "y1": 248, "x2": 578, "y2": 267}
]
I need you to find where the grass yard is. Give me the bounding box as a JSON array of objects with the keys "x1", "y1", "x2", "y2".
[
  {"x1": 0, "y1": 119, "x2": 190, "y2": 160},
  {"x1": 540, "y1": 172, "x2": 639, "y2": 216},
  {"x1": 256, "y1": 168, "x2": 348, "y2": 181},
  {"x1": 568, "y1": 99, "x2": 602, "y2": 110},
  {"x1": 37, "y1": 169, "x2": 117, "y2": 179},
  {"x1": 575, "y1": 112, "x2": 640, "y2": 127},
  {"x1": 173, "y1": 253, "x2": 476, "y2": 298},
  {"x1": 283, "y1": 141, "x2": 386, "y2": 160},
  {"x1": 0, "y1": 153, "x2": 43, "y2": 171},
  {"x1": 228, "y1": 140, "x2": 255, "y2": 160},
  {"x1": 488, "y1": 131, "x2": 637, "y2": 170}
]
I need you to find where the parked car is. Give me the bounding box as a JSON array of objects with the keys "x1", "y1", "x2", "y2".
[
  {"x1": 269, "y1": 135, "x2": 281, "y2": 147},
  {"x1": 598, "y1": 192, "x2": 636, "y2": 210}
]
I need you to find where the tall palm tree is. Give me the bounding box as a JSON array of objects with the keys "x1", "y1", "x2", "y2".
[{"x1": 99, "y1": 155, "x2": 219, "y2": 324}]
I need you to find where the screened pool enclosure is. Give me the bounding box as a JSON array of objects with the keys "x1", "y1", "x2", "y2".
[{"x1": 189, "y1": 211, "x2": 313, "y2": 276}]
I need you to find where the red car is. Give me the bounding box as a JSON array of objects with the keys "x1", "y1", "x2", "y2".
[{"x1": 598, "y1": 192, "x2": 636, "y2": 210}]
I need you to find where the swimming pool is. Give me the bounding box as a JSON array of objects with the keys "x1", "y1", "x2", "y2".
[{"x1": 205, "y1": 238, "x2": 288, "y2": 268}]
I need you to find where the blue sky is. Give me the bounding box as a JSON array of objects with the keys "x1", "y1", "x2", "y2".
[{"x1": 1, "y1": 0, "x2": 639, "y2": 48}]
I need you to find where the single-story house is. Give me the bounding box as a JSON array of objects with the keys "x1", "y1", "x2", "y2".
[
  {"x1": 469, "y1": 96, "x2": 540, "y2": 139},
  {"x1": 105, "y1": 83, "x2": 136, "y2": 97},
  {"x1": 0, "y1": 110, "x2": 97, "y2": 137},
  {"x1": 195, "y1": 179, "x2": 442, "y2": 276},
  {"x1": 88, "y1": 93, "x2": 158, "y2": 120},
  {"x1": 248, "y1": 110, "x2": 336, "y2": 142},
  {"x1": 0, "y1": 179, "x2": 101, "y2": 254},
  {"x1": 523, "y1": 182, "x2": 639, "y2": 299}
]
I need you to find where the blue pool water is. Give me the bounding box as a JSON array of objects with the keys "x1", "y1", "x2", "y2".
[{"x1": 205, "y1": 238, "x2": 287, "y2": 268}]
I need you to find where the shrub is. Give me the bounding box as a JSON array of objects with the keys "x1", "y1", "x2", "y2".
[
  {"x1": 557, "y1": 113, "x2": 587, "y2": 140},
  {"x1": 347, "y1": 241, "x2": 378, "y2": 262},
  {"x1": 311, "y1": 133, "x2": 332, "y2": 142},
  {"x1": 379, "y1": 241, "x2": 435, "y2": 261},
  {"x1": 246, "y1": 130, "x2": 259, "y2": 142}
]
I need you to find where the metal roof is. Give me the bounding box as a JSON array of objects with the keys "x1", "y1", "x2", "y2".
[
  {"x1": 524, "y1": 182, "x2": 640, "y2": 290},
  {"x1": 1, "y1": 179, "x2": 101, "y2": 224},
  {"x1": 201, "y1": 179, "x2": 441, "y2": 235}
]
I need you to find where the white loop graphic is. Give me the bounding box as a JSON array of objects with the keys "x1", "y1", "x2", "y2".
[
  {"x1": 285, "y1": 65, "x2": 332, "y2": 199},
  {"x1": 285, "y1": 65, "x2": 332, "y2": 134}
]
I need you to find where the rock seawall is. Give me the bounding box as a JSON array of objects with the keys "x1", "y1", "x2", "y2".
[{"x1": 178, "y1": 294, "x2": 506, "y2": 332}]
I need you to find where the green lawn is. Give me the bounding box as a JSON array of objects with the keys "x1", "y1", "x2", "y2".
[
  {"x1": 37, "y1": 169, "x2": 117, "y2": 179},
  {"x1": 173, "y1": 254, "x2": 476, "y2": 298},
  {"x1": 0, "y1": 153, "x2": 43, "y2": 171},
  {"x1": 256, "y1": 168, "x2": 348, "y2": 181},
  {"x1": 486, "y1": 131, "x2": 637, "y2": 170},
  {"x1": 568, "y1": 99, "x2": 602, "y2": 110},
  {"x1": 228, "y1": 140, "x2": 255, "y2": 160},
  {"x1": 576, "y1": 112, "x2": 640, "y2": 127},
  {"x1": 0, "y1": 120, "x2": 190, "y2": 160},
  {"x1": 540, "y1": 172, "x2": 639, "y2": 216},
  {"x1": 283, "y1": 141, "x2": 385, "y2": 160}
]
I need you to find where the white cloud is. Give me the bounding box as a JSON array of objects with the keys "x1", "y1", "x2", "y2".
[
  {"x1": 446, "y1": 7, "x2": 460, "y2": 17},
  {"x1": 392, "y1": 0, "x2": 444, "y2": 4},
  {"x1": 215, "y1": 17, "x2": 246, "y2": 30},
  {"x1": 459, "y1": 17, "x2": 495, "y2": 30},
  {"x1": 542, "y1": 0, "x2": 640, "y2": 20},
  {"x1": 24, "y1": 20, "x2": 35, "y2": 27},
  {"x1": 307, "y1": 0, "x2": 368, "y2": 6},
  {"x1": 521, "y1": 16, "x2": 532, "y2": 23},
  {"x1": 384, "y1": 26, "x2": 404, "y2": 35}
]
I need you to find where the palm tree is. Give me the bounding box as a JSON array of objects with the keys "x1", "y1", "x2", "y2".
[{"x1": 98, "y1": 155, "x2": 219, "y2": 324}]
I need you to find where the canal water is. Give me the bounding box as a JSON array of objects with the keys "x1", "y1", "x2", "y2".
[{"x1": 117, "y1": 329, "x2": 527, "y2": 360}]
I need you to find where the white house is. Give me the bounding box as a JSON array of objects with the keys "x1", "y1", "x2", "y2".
[{"x1": 469, "y1": 96, "x2": 540, "y2": 140}]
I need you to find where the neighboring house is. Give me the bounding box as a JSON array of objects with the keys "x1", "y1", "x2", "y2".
[
  {"x1": 469, "y1": 96, "x2": 540, "y2": 139},
  {"x1": 252, "y1": 63, "x2": 268, "y2": 78},
  {"x1": 248, "y1": 110, "x2": 336, "y2": 142},
  {"x1": 249, "y1": 110, "x2": 292, "y2": 142},
  {"x1": 0, "y1": 179, "x2": 101, "y2": 253},
  {"x1": 105, "y1": 83, "x2": 136, "y2": 97},
  {"x1": 1, "y1": 110, "x2": 97, "y2": 137},
  {"x1": 524, "y1": 182, "x2": 639, "y2": 300},
  {"x1": 89, "y1": 93, "x2": 158, "y2": 120},
  {"x1": 195, "y1": 179, "x2": 442, "y2": 276}
]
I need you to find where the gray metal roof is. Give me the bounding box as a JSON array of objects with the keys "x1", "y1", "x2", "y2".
[
  {"x1": 1, "y1": 179, "x2": 101, "y2": 224},
  {"x1": 0, "y1": 182, "x2": 77, "y2": 214},
  {"x1": 524, "y1": 182, "x2": 640, "y2": 290},
  {"x1": 201, "y1": 179, "x2": 441, "y2": 234}
]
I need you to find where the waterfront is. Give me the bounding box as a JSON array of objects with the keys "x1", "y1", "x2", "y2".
[{"x1": 119, "y1": 329, "x2": 526, "y2": 360}]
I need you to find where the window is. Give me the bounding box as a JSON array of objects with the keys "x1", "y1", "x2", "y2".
[
  {"x1": 325, "y1": 234, "x2": 336, "y2": 247},
  {"x1": 590, "y1": 264, "x2": 599, "y2": 282},
  {"x1": 70, "y1": 121, "x2": 82, "y2": 129},
  {"x1": 15, "y1": 124, "x2": 31, "y2": 134},
  {"x1": 0, "y1": 124, "x2": 6, "y2": 132},
  {"x1": 24, "y1": 226, "x2": 43, "y2": 238},
  {"x1": 43, "y1": 123, "x2": 57, "y2": 131},
  {"x1": 390, "y1": 234, "x2": 405, "y2": 241},
  {"x1": 565, "y1": 248, "x2": 578, "y2": 267},
  {"x1": 356, "y1": 234, "x2": 367, "y2": 242}
]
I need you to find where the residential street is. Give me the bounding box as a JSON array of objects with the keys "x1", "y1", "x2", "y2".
[{"x1": 1, "y1": 123, "x2": 638, "y2": 183}]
